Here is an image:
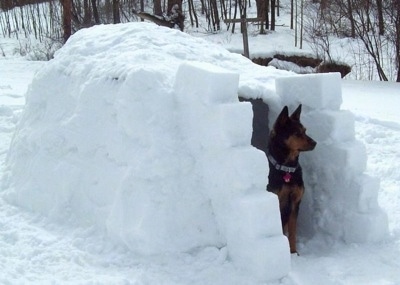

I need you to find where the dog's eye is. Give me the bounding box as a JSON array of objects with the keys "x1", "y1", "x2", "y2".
[{"x1": 296, "y1": 128, "x2": 307, "y2": 137}]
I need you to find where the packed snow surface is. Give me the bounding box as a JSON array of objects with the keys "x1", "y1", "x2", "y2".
[{"x1": 0, "y1": 22, "x2": 398, "y2": 284}]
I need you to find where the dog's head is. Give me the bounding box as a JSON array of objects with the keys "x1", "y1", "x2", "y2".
[{"x1": 271, "y1": 105, "x2": 317, "y2": 155}]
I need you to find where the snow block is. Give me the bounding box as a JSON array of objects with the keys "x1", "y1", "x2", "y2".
[
  {"x1": 174, "y1": 61, "x2": 240, "y2": 104},
  {"x1": 202, "y1": 148, "x2": 268, "y2": 197},
  {"x1": 343, "y1": 210, "x2": 389, "y2": 243},
  {"x1": 301, "y1": 143, "x2": 387, "y2": 244},
  {"x1": 107, "y1": 170, "x2": 224, "y2": 255},
  {"x1": 231, "y1": 192, "x2": 283, "y2": 238},
  {"x1": 174, "y1": 63, "x2": 253, "y2": 150},
  {"x1": 302, "y1": 110, "x2": 355, "y2": 142},
  {"x1": 309, "y1": 140, "x2": 367, "y2": 176},
  {"x1": 276, "y1": 72, "x2": 342, "y2": 110},
  {"x1": 219, "y1": 102, "x2": 253, "y2": 147},
  {"x1": 356, "y1": 174, "x2": 381, "y2": 213},
  {"x1": 227, "y1": 236, "x2": 290, "y2": 282},
  {"x1": 180, "y1": 103, "x2": 253, "y2": 149}
]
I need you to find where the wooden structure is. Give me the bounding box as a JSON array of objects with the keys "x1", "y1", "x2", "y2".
[{"x1": 224, "y1": 17, "x2": 263, "y2": 58}]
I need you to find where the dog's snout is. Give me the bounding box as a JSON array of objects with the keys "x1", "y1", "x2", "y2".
[{"x1": 308, "y1": 137, "x2": 317, "y2": 149}]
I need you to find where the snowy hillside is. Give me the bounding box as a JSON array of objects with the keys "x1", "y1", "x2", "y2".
[{"x1": 0, "y1": 23, "x2": 399, "y2": 284}]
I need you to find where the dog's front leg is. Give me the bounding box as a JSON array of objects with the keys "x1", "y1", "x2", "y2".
[
  {"x1": 288, "y1": 201, "x2": 300, "y2": 254},
  {"x1": 288, "y1": 186, "x2": 304, "y2": 254}
]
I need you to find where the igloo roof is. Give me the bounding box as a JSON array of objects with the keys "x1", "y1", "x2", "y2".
[{"x1": 43, "y1": 22, "x2": 289, "y2": 105}]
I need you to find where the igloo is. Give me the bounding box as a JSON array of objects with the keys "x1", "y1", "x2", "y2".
[{"x1": 3, "y1": 22, "x2": 388, "y2": 282}]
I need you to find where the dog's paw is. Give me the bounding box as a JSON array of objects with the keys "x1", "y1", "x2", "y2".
[{"x1": 291, "y1": 251, "x2": 300, "y2": 256}]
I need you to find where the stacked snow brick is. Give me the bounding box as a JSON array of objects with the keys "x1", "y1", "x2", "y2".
[
  {"x1": 275, "y1": 73, "x2": 388, "y2": 244},
  {"x1": 174, "y1": 62, "x2": 290, "y2": 281}
]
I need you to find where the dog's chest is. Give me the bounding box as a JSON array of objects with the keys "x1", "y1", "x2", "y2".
[{"x1": 267, "y1": 163, "x2": 304, "y2": 192}]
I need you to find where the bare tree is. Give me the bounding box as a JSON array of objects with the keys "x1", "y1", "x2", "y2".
[
  {"x1": 303, "y1": 2, "x2": 333, "y2": 60},
  {"x1": 290, "y1": 0, "x2": 294, "y2": 29},
  {"x1": 188, "y1": 0, "x2": 199, "y2": 27},
  {"x1": 271, "y1": 0, "x2": 276, "y2": 30},
  {"x1": 209, "y1": 0, "x2": 220, "y2": 30},
  {"x1": 376, "y1": 0, "x2": 384, "y2": 35},
  {"x1": 389, "y1": 0, "x2": 400, "y2": 81},
  {"x1": 200, "y1": 0, "x2": 220, "y2": 31},
  {"x1": 255, "y1": 0, "x2": 266, "y2": 33},
  {"x1": 91, "y1": 0, "x2": 100, "y2": 24},
  {"x1": 238, "y1": 0, "x2": 249, "y2": 57},
  {"x1": 113, "y1": 0, "x2": 120, "y2": 23},
  {"x1": 83, "y1": 0, "x2": 92, "y2": 27},
  {"x1": 154, "y1": 0, "x2": 162, "y2": 16},
  {"x1": 306, "y1": 0, "x2": 398, "y2": 81},
  {"x1": 352, "y1": 1, "x2": 388, "y2": 80},
  {"x1": 397, "y1": 2, "x2": 400, "y2": 82},
  {"x1": 61, "y1": 0, "x2": 72, "y2": 43},
  {"x1": 345, "y1": 0, "x2": 356, "y2": 37}
]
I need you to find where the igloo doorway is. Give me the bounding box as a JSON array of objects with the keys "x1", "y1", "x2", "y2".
[{"x1": 239, "y1": 97, "x2": 270, "y2": 156}]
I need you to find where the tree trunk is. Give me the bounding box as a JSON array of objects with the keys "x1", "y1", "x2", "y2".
[
  {"x1": 167, "y1": 0, "x2": 182, "y2": 15},
  {"x1": 255, "y1": 0, "x2": 263, "y2": 18},
  {"x1": 91, "y1": 0, "x2": 100, "y2": 24},
  {"x1": 376, "y1": 0, "x2": 384, "y2": 35},
  {"x1": 271, "y1": 0, "x2": 275, "y2": 30},
  {"x1": 265, "y1": 0, "x2": 269, "y2": 30},
  {"x1": 232, "y1": 0, "x2": 238, "y2": 33},
  {"x1": 255, "y1": 0, "x2": 265, "y2": 32},
  {"x1": 238, "y1": 0, "x2": 246, "y2": 33},
  {"x1": 300, "y1": 0, "x2": 303, "y2": 49},
  {"x1": 320, "y1": 0, "x2": 327, "y2": 11},
  {"x1": 290, "y1": 0, "x2": 293, "y2": 29},
  {"x1": 61, "y1": 0, "x2": 72, "y2": 43},
  {"x1": 346, "y1": 0, "x2": 355, "y2": 37},
  {"x1": 154, "y1": 0, "x2": 162, "y2": 16},
  {"x1": 277, "y1": 0, "x2": 280, "y2": 16},
  {"x1": 241, "y1": 15, "x2": 249, "y2": 58},
  {"x1": 210, "y1": 0, "x2": 220, "y2": 30},
  {"x1": 396, "y1": 0, "x2": 400, "y2": 81},
  {"x1": 188, "y1": 0, "x2": 199, "y2": 27},
  {"x1": 83, "y1": 0, "x2": 91, "y2": 27},
  {"x1": 238, "y1": 0, "x2": 249, "y2": 57},
  {"x1": 113, "y1": 0, "x2": 120, "y2": 23},
  {"x1": 168, "y1": 0, "x2": 185, "y2": 31}
]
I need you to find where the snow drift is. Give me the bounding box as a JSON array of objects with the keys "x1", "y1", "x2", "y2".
[{"x1": 3, "y1": 22, "x2": 388, "y2": 282}]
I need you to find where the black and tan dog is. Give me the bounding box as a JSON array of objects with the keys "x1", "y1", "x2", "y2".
[{"x1": 267, "y1": 104, "x2": 316, "y2": 254}]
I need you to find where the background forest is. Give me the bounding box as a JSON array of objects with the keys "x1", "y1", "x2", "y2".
[{"x1": 0, "y1": 0, "x2": 399, "y2": 81}]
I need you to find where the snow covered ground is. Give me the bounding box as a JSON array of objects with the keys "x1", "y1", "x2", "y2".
[
  {"x1": 0, "y1": 13, "x2": 399, "y2": 285},
  {"x1": 1, "y1": 57, "x2": 399, "y2": 284}
]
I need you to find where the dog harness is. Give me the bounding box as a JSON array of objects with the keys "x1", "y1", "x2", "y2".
[{"x1": 267, "y1": 152, "x2": 299, "y2": 183}]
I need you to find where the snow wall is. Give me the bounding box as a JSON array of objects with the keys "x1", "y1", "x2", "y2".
[
  {"x1": 3, "y1": 22, "x2": 388, "y2": 281},
  {"x1": 275, "y1": 75, "x2": 388, "y2": 245}
]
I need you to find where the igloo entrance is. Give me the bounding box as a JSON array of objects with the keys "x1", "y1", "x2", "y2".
[
  {"x1": 239, "y1": 97, "x2": 270, "y2": 156},
  {"x1": 241, "y1": 72, "x2": 389, "y2": 251}
]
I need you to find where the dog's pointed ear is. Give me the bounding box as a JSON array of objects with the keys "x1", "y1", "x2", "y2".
[
  {"x1": 276, "y1": 106, "x2": 289, "y2": 126},
  {"x1": 290, "y1": 104, "x2": 302, "y2": 121}
]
